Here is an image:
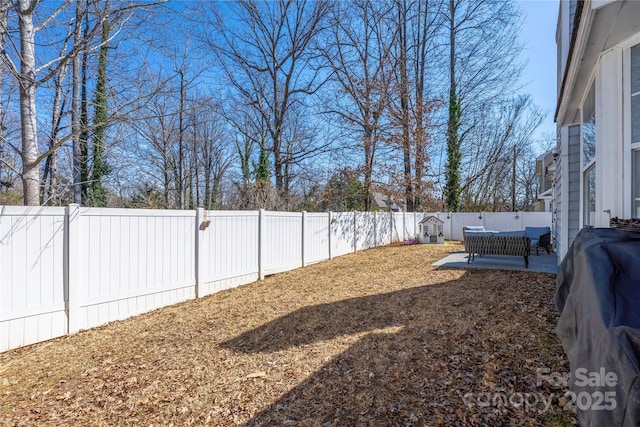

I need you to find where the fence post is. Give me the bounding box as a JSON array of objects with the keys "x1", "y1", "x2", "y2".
[
  {"x1": 66, "y1": 204, "x2": 81, "y2": 334},
  {"x1": 449, "y1": 213, "x2": 453, "y2": 241},
  {"x1": 390, "y1": 210, "x2": 393, "y2": 244},
  {"x1": 258, "y1": 209, "x2": 265, "y2": 280},
  {"x1": 353, "y1": 211, "x2": 357, "y2": 252},
  {"x1": 401, "y1": 211, "x2": 405, "y2": 241},
  {"x1": 327, "y1": 211, "x2": 333, "y2": 260},
  {"x1": 373, "y1": 211, "x2": 377, "y2": 247},
  {"x1": 301, "y1": 211, "x2": 306, "y2": 267},
  {"x1": 195, "y1": 208, "x2": 204, "y2": 298}
]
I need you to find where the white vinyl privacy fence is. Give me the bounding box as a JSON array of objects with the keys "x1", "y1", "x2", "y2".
[{"x1": 0, "y1": 206, "x2": 550, "y2": 352}]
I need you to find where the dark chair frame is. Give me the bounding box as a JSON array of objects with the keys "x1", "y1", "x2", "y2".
[{"x1": 534, "y1": 231, "x2": 552, "y2": 256}]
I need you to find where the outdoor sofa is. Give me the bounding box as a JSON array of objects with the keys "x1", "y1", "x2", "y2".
[{"x1": 462, "y1": 225, "x2": 552, "y2": 268}]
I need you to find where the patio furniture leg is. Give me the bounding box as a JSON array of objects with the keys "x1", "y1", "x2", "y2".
[{"x1": 524, "y1": 255, "x2": 529, "y2": 268}]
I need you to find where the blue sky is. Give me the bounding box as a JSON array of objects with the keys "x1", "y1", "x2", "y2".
[{"x1": 518, "y1": 0, "x2": 559, "y2": 144}]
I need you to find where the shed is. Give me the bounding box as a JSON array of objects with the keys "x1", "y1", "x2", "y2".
[{"x1": 418, "y1": 216, "x2": 445, "y2": 244}]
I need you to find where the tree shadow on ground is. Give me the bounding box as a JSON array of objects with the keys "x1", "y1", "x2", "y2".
[{"x1": 221, "y1": 269, "x2": 571, "y2": 426}]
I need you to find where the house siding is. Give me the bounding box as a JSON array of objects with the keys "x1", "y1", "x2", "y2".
[
  {"x1": 554, "y1": 155, "x2": 562, "y2": 262},
  {"x1": 556, "y1": 1, "x2": 640, "y2": 261},
  {"x1": 567, "y1": 125, "x2": 581, "y2": 250}
]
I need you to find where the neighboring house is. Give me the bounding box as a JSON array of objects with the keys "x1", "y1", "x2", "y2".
[
  {"x1": 535, "y1": 149, "x2": 557, "y2": 212},
  {"x1": 371, "y1": 192, "x2": 402, "y2": 212},
  {"x1": 555, "y1": 0, "x2": 640, "y2": 261}
]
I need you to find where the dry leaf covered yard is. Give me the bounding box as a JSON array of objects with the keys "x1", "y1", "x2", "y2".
[{"x1": 0, "y1": 243, "x2": 575, "y2": 426}]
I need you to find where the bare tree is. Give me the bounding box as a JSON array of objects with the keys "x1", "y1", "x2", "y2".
[
  {"x1": 1, "y1": 0, "x2": 166, "y2": 205},
  {"x1": 71, "y1": 0, "x2": 85, "y2": 204},
  {"x1": 188, "y1": 97, "x2": 233, "y2": 209},
  {"x1": 130, "y1": 76, "x2": 180, "y2": 209},
  {"x1": 320, "y1": 0, "x2": 396, "y2": 211},
  {"x1": 389, "y1": 0, "x2": 442, "y2": 211},
  {"x1": 0, "y1": 0, "x2": 10, "y2": 197},
  {"x1": 2, "y1": 0, "x2": 103, "y2": 205},
  {"x1": 440, "y1": 0, "x2": 524, "y2": 212},
  {"x1": 222, "y1": 101, "x2": 280, "y2": 209},
  {"x1": 201, "y1": 0, "x2": 330, "y2": 201},
  {"x1": 460, "y1": 95, "x2": 543, "y2": 211},
  {"x1": 13, "y1": 0, "x2": 43, "y2": 205}
]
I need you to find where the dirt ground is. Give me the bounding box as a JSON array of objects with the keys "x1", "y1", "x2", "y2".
[{"x1": 0, "y1": 242, "x2": 576, "y2": 426}]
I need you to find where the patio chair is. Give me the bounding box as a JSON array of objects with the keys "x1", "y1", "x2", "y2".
[{"x1": 525, "y1": 226, "x2": 551, "y2": 255}]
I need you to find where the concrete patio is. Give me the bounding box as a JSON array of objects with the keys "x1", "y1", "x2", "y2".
[{"x1": 433, "y1": 249, "x2": 558, "y2": 274}]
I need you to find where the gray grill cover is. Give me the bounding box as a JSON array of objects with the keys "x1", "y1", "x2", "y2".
[{"x1": 555, "y1": 227, "x2": 640, "y2": 426}]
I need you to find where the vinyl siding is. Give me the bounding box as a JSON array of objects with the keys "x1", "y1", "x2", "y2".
[{"x1": 567, "y1": 125, "x2": 581, "y2": 249}]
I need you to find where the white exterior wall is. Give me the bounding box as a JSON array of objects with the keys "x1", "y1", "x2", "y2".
[
  {"x1": 556, "y1": 1, "x2": 640, "y2": 260},
  {"x1": 556, "y1": 127, "x2": 569, "y2": 261},
  {"x1": 596, "y1": 48, "x2": 624, "y2": 226}
]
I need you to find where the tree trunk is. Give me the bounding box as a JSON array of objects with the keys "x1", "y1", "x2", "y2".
[
  {"x1": 363, "y1": 126, "x2": 373, "y2": 211},
  {"x1": 89, "y1": 0, "x2": 110, "y2": 207},
  {"x1": 43, "y1": 77, "x2": 66, "y2": 204},
  {"x1": 204, "y1": 155, "x2": 212, "y2": 209},
  {"x1": 162, "y1": 138, "x2": 171, "y2": 209},
  {"x1": 178, "y1": 69, "x2": 185, "y2": 209},
  {"x1": 72, "y1": 0, "x2": 84, "y2": 204},
  {"x1": 511, "y1": 144, "x2": 516, "y2": 211},
  {"x1": 18, "y1": 0, "x2": 40, "y2": 206},
  {"x1": 413, "y1": 0, "x2": 430, "y2": 210},
  {"x1": 0, "y1": 0, "x2": 10, "y2": 191},
  {"x1": 396, "y1": 0, "x2": 413, "y2": 212},
  {"x1": 80, "y1": 10, "x2": 90, "y2": 200},
  {"x1": 444, "y1": 0, "x2": 461, "y2": 212}
]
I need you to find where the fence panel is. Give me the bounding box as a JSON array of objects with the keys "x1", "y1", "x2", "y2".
[
  {"x1": 355, "y1": 212, "x2": 376, "y2": 250},
  {"x1": 521, "y1": 212, "x2": 553, "y2": 228},
  {"x1": 0, "y1": 207, "x2": 67, "y2": 352},
  {"x1": 376, "y1": 212, "x2": 392, "y2": 245},
  {"x1": 77, "y1": 208, "x2": 196, "y2": 330},
  {"x1": 450, "y1": 213, "x2": 483, "y2": 240},
  {"x1": 304, "y1": 213, "x2": 330, "y2": 265},
  {"x1": 1, "y1": 205, "x2": 553, "y2": 354},
  {"x1": 331, "y1": 212, "x2": 354, "y2": 257},
  {"x1": 407, "y1": 213, "x2": 419, "y2": 240},
  {"x1": 391, "y1": 212, "x2": 404, "y2": 242},
  {"x1": 201, "y1": 211, "x2": 259, "y2": 295},
  {"x1": 483, "y1": 212, "x2": 522, "y2": 232},
  {"x1": 263, "y1": 211, "x2": 302, "y2": 276}
]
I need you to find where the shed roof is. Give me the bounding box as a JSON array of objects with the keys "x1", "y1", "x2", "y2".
[{"x1": 419, "y1": 215, "x2": 444, "y2": 224}]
